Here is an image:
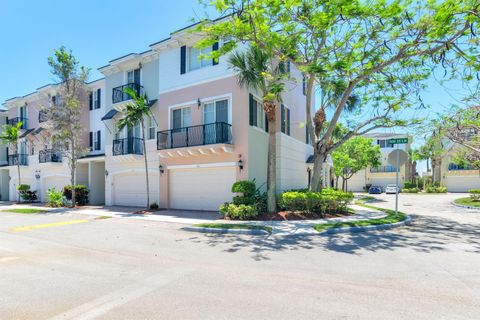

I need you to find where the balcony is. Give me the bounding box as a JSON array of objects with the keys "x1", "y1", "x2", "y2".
[
  {"x1": 7, "y1": 117, "x2": 28, "y2": 129},
  {"x1": 112, "y1": 137, "x2": 144, "y2": 156},
  {"x1": 38, "y1": 110, "x2": 49, "y2": 123},
  {"x1": 112, "y1": 83, "x2": 143, "y2": 104},
  {"x1": 8, "y1": 154, "x2": 28, "y2": 166},
  {"x1": 370, "y1": 165, "x2": 398, "y2": 173},
  {"x1": 39, "y1": 149, "x2": 62, "y2": 163},
  {"x1": 157, "y1": 122, "x2": 233, "y2": 158},
  {"x1": 448, "y1": 163, "x2": 477, "y2": 171}
]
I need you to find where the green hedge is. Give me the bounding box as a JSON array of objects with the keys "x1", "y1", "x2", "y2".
[
  {"x1": 219, "y1": 203, "x2": 258, "y2": 220},
  {"x1": 426, "y1": 186, "x2": 447, "y2": 193},
  {"x1": 231, "y1": 180, "x2": 256, "y2": 197},
  {"x1": 469, "y1": 189, "x2": 480, "y2": 201},
  {"x1": 279, "y1": 188, "x2": 353, "y2": 215},
  {"x1": 63, "y1": 185, "x2": 89, "y2": 206},
  {"x1": 402, "y1": 187, "x2": 419, "y2": 193}
]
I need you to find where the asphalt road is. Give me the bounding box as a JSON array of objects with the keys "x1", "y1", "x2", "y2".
[{"x1": 0, "y1": 193, "x2": 479, "y2": 320}]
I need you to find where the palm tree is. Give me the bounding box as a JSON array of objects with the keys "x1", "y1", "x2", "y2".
[
  {"x1": 117, "y1": 88, "x2": 153, "y2": 209},
  {"x1": 0, "y1": 121, "x2": 23, "y2": 201},
  {"x1": 228, "y1": 46, "x2": 286, "y2": 213}
]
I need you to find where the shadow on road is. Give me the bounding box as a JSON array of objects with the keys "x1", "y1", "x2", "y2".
[{"x1": 181, "y1": 214, "x2": 480, "y2": 260}]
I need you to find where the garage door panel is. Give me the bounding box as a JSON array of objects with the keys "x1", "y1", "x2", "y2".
[
  {"x1": 445, "y1": 176, "x2": 480, "y2": 192},
  {"x1": 113, "y1": 173, "x2": 159, "y2": 207},
  {"x1": 169, "y1": 167, "x2": 236, "y2": 211}
]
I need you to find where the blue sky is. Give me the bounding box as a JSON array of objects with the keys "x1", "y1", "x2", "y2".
[{"x1": 0, "y1": 0, "x2": 469, "y2": 172}]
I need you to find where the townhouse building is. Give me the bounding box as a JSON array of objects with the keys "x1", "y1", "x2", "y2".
[
  {"x1": 1, "y1": 21, "x2": 319, "y2": 210},
  {"x1": 346, "y1": 133, "x2": 412, "y2": 192},
  {"x1": 1, "y1": 80, "x2": 106, "y2": 203},
  {"x1": 438, "y1": 143, "x2": 480, "y2": 192}
]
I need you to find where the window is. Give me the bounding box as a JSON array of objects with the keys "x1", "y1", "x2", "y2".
[
  {"x1": 94, "y1": 89, "x2": 101, "y2": 109},
  {"x1": 148, "y1": 116, "x2": 156, "y2": 140},
  {"x1": 172, "y1": 107, "x2": 192, "y2": 129},
  {"x1": 203, "y1": 99, "x2": 229, "y2": 124},
  {"x1": 52, "y1": 95, "x2": 61, "y2": 106},
  {"x1": 95, "y1": 131, "x2": 101, "y2": 150},
  {"x1": 188, "y1": 46, "x2": 212, "y2": 71},
  {"x1": 377, "y1": 139, "x2": 394, "y2": 148},
  {"x1": 249, "y1": 94, "x2": 266, "y2": 131},
  {"x1": 281, "y1": 105, "x2": 291, "y2": 135},
  {"x1": 127, "y1": 69, "x2": 141, "y2": 85}
]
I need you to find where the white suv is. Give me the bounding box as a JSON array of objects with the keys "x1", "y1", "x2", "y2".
[{"x1": 385, "y1": 184, "x2": 400, "y2": 194}]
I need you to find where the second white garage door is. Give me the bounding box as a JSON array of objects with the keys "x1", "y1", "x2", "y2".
[
  {"x1": 113, "y1": 173, "x2": 159, "y2": 207},
  {"x1": 445, "y1": 175, "x2": 480, "y2": 192},
  {"x1": 169, "y1": 166, "x2": 236, "y2": 211}
]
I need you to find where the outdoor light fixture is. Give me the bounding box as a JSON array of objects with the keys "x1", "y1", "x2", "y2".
[
  {"x1": 35, "y1": 171, "x2": 40, "y2": 180},
  {"x1": 197, "y1": 98, "x2": 201, "y2": 108},
  {"x1": 237, "y1": 155, "x2": 244, "y2": 171},
  {"x1": 159, "y1": 164, "x2": 164, "y2": 174},
  {"x1": 105, "y1": 170, "x2": 109, "y2": 177}
]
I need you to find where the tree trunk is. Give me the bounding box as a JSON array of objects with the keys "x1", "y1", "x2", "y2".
[
  {"x1": 341, "y1": 177, "x2": 345, "y2": 192},
  {"x1": 141, "y1": 121, "x2": 150, "y2": 209},
  {"x1": 71, "y1": 139, "x2": 76, "y2": 207},
  {"x1": 266, "y1": 119, "x2": 276, "y2": 213},
  {"x1": 310, "y1": 150, "x2": 326, "y2": 192}
]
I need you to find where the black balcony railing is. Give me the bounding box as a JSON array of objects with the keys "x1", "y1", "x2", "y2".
[
  {"x1": 112, "y1": 83, "x2": 143, "y2": 104},
  {"x1": 448, "y1": 163, "x2": 477, "y2": 171},
  {"x1": 370, "y1": 165, "x2": 398, "y2": 173},
  {"x1": 157, "y1": 122, "x2": 232, "y2": 150},
  {"x1": 8, "y1": 154, "x2": 28, "y2": 166},
  {"x1": 7, "y1": 117, "x2": 28, "y2": 129},
  {"x1": 38, "y1": 110, "x2": 49, "y2": 123},
  {"x1": 112, "y1": 138, "x2": 144, "y2": 156},
  {"x1": 39, "y1": 149, "x2": 62, "y2": 163}
]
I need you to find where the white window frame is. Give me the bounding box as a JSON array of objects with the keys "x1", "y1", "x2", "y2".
[
  {"x1": 93, "y1": 90, "x2": 100, "y2": 109},
  {"x1": 171, "y1": 107, "x2": 192, "y2": 129},
  {"x1": 187, "y1": 45, "x2": 213, "y2": 72},
  {"x1": 125, "y1": 68, "x2": 142, "y2": 85},
  {"x1": 202, "y1": 98, "x2": 229, "y2": 125},
  {"x1": 147, "y1": 116, "x2": 156, "y2": 140}
]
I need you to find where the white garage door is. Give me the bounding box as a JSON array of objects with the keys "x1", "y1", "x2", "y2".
[
  {"x1": 169, "y1": 166, "x2": 236, "y2": 211},
  {"x1": 347, "y1": 171, "x2": 366, "y2": 192},
  {"x1": 43, "y1": 176, "x2": 69, "y2": 202},
  {"x1": 113, "y1": 173, "x2": 159, "y2": 207},
  {"x1": 445, "y1": 175, "x2": 480, "y2": 192}
]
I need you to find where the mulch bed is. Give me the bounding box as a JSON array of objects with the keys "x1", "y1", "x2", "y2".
[{"x1": 254, "y1": 210, "x2": 353, "y2": 221}]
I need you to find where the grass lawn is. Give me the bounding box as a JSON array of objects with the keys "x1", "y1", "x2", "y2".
[
  {"x1": 194, "y1": 223, "x2": 272, "y2": 233},
  {"x1": 314, "y1": 202, "x2": 407, "y2": 232},
  {"x1": 454, "y1": 197, "x2": 480, "y2": 208},
  {"x1": 2, "y1": 208, "x2": 49, "y2": 214}
]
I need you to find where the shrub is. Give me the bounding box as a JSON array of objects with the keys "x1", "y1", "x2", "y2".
[
  {"x1": 231, "y1": 180, "x2": 256, "y2": 197},
  {"x1": 279, "y1": 188, "x2": 353, "y2": 215},
  {"x1": 404, "y1": 181, "x2": 417, "y2": 189},
  {"x1": 402, "y1": 187, "x2": 419, "y2": 193},
  {"x1": 219, "y1": 203, "x2": 258, "y2": 220},
  {"x1": 17, "y1": 184, "x2": 31, "y2": 192},
  {"x1": 63, "y1": 185, "x2": 89, "y2": 206},
  {"x1": 426, "y1": 186, "x2": 447, "y2": 193},
  {"x1": 469, "y1": 189, "x2": 480, "y2": 201},
  {"x1": 150, "y1": 202, "x2": 159, "y2": 210},
  {"x1": 16, "y1": 184, "x2": 38, "y2": 202},
  {"x1": 254, "y1": 192, "x2": 268, "y2": 214},
  {"x1": 47, "y1": 187, "x2": 65, "y2": 207},
  {"x1": 364, "y1": 183, "x2": 372, "y2": 192},
  {"x1": 233, "y1": 196, "x2": 255, "y2": 205}
]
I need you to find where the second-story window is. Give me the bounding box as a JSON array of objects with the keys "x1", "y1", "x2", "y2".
[
  {"x1": 172, "y1": 107, "x2": 191, "y2": 129},
  {"x1": 203, "y1": 99, "x2": 229, "y2": 125},
  {"x1": 281, "y1": 104, "x2": 291, "y2": 136},
  {"x1": 148, "y1": 116, "x2": 156, "y2": 140},
  {"x1": 188, "y1": 46, "x2": 212, "y2": 72},
  {"x1": 248, "y1": 94, "x2": 266, "y2": 131}
]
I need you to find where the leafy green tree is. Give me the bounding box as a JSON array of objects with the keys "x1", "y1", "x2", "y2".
[
  {"x1": 47, "y1": 47, "x2": 90, "y2": 207},
  {"x1": 198, "y1": 0, "x2": 480, "y2": 191},
  {"x1": 332, "y1": 136, "x2": 381, "y2": 191},
  {"x1": 116, "y1": 87, "x2": 153, "y2": 209},
  {"x1": 0, "y1": 121, "x2": 24, "y2": 201}
]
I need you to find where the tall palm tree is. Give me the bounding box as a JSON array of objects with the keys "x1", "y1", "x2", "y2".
[
  {"x1": 228, "y1": 46, "x2": 286, "y2": 213},
  {"x1": 0, "y1": 121, "x2": 23, "y2": 201},
  {"x1": 117, "y1": 87, "x2": 153, "y2": 209}
]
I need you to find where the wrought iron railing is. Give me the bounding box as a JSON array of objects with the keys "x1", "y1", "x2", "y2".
[
  {"x1": 112, "y1": 138, "x2": 144, "y2": 156},
  {"x1": 157, "y1": 122, "x2": 232, "y2": 150},
  {"x1": 8, "y1": 154, "x2": 28, "y2": 166},
  {"x1": 39, "y1": 149, "x2": 62, "y2": 163},
  {"x1": 370, "y1": 165, "x2": 398, "y2": 173},
  {"x1": 7, "y1": 117, "x2": 28, "y2": 129},
  {"x1": 112, "y1": 83, "x2": 143, "y2": 104},
  {"x1": 38, "y1": 110, "x2": 49, "y2": 123}
]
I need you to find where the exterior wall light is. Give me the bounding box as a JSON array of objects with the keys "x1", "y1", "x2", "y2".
[
  {"x1": 197, "y1": 98, "x2": 201, "y2": 108},
  {"x1": 35, "y1": 170, "x2": 40, "y2": 180},
  {"x1": 105, "y1": 170, "x2": 109, "y2": 177},
  {"x1": 237, "y1": 156, "x2": 244, "y2": 171},
  {"x1": 159, "y1": 165, "x2": 164, "y2": 174}
]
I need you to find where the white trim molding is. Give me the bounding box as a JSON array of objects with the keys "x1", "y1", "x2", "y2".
[{"x1": 167, "y1": 162, "x2": 237, "y2": 170}]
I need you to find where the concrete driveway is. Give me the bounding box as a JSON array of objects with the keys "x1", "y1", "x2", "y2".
[{"x1": 0, "y1": 193, "x2": 479, "y2": 319}]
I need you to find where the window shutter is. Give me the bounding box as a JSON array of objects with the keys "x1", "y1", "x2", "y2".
[
  {"x1": 89, "y1": 132, "x2": 93, "y2": 151},
  {"x1": 89, "y1": 92, "x2": 93, "y2": 110},
  {"x1": 287, "y1": 108, "x2": 291, "y2": 136},
  {"x1": 249, "y1": 94, "x2": 254, "y2": 126},
  {"x1": 281, "y1": 104, "x2": 285, "y2": 133},
  {"x1": 265, "y1": 114, "x2": 269, "y2": 133},
  {"x1": 97, "y1": 89, "x2": 101, "y2": 108},
  {"x1": 306, "y1": 125, "x2": 310, "y2": 144},
  {"x1": 96, "y1": 131, "x2": 101, "y2": 150},
  {"x1": 212, "y1": 42, "x2": 219, "y2": 65},
  {"x1": 302, "y1": 76, "x2": 307, "y2": 95},
  {"x1": 180, "y1": 46, "x2": 187, "y2": 74}
]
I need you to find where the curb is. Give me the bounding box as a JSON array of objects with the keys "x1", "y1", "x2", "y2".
[
  {"x1": 317, "y1": 215, "x2": 412, "y2": 235},
  {"x1": 181, "y1": 226, "x2": 270, "y2": 236},
  {"x1": 451, "y1": 201, "x2": 480, "y2": 210}
]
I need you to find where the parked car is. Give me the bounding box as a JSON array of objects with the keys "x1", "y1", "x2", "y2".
[
  {"x1": 368, "y1": 185, "x2": 383, "y2": 194},
  {"x1": 385, "y1": 184, "x2": 400, "y2": 194}
]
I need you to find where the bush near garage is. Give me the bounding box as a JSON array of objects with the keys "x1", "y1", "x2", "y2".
[
  {"x1": 469, "y1": 189, "x2": 480, "y2": 201},
  {"x1": 278, "y1": 188, "x2": 353, "y2": 217},
  {"x1": 63, "y1": 185, "x2": 89, "y2": 206},
  {"x1": 220, "y1": 180, "x2": 263, "y2": 220},
  {"x1": 426, "y1": 186, "x2": 447, "y2": 193},
  {"x1": 219, "y1": 203, "x2": 258, "y2": 220},
  {"x1": 47, "y1": 187, "x2": 65, "y2": 207},
  {"x1": 401, "y1": 187, "x2": 420, "y2": 193},
  {"x1": 16, "y1": 184, "x2": 38, "y2": 202}
]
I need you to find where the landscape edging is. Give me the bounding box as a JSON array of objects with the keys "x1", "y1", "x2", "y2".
[
  {"x1": 451, "y1": 201, "x2": 480, "y2": 210},
  {"x1": 317, "y1": 215, "x2": 412, "y2": 235}
]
